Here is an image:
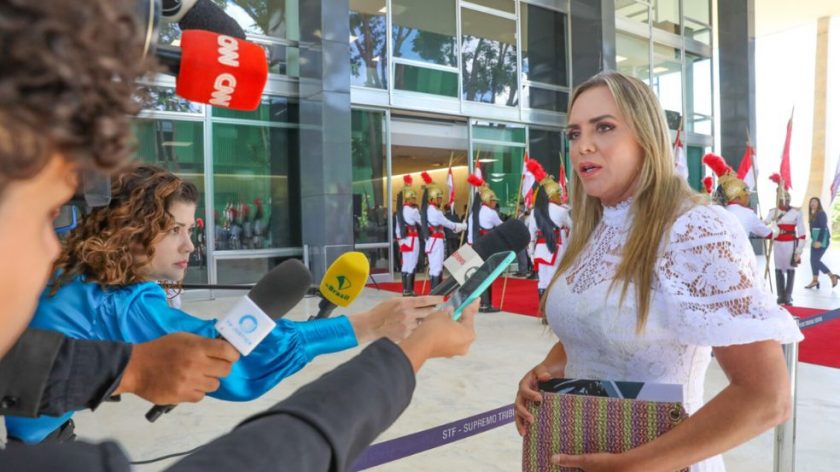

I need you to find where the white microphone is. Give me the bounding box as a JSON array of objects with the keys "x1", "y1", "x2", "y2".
[{"x1": 145, "y1": 259, "x2": 312, "y2": 422}]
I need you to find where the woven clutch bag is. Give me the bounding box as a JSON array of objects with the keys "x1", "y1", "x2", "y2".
[{"x1": 522, "y1": 392, "x2": 689, "y2": 472}]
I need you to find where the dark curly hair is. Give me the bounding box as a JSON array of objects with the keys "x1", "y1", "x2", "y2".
[
  {"x1": 51, "y1": 164, "x2": 198, "y2": 291},
  {"x1": 0, "y1": 0, "x2": 155, "y2": 197}
]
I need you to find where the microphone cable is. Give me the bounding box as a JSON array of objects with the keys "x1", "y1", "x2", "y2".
[{"x1": 130, "y1": 444, "x2": 204, "y2": 465}]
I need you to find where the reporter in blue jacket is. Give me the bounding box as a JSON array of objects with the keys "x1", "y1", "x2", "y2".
[{"x1": 8, "y1": 164, "x2": 442, "y2": 443}]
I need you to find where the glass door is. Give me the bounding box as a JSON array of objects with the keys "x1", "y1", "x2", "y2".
[
  {"x1": 469, "y1": 120, "x2": 526, "y2": 219},
  {"x1": 390, "y1": 114, "x2": 469, "y2": 281},
  {"x1": 352, "y1": 108, "x2": 392, "y2": 281}
]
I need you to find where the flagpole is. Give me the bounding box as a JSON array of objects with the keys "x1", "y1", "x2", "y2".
[
  {"x1": 746, "y1": 127, "x2": 773, "y2": 289},
  {"x1": 459, "y1": 147, "x2": 481, "y2": 248},
  {"x1": 501, "y1": 150, "x2": 529, "y2": 311}
]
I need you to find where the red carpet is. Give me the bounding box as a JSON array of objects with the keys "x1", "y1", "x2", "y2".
[
  {"x1": 371, "y1": 278, "x2": 840, "y2": 369},
  {"x1": 786, "y1": 306, "x2": 840, "y2": 369}
]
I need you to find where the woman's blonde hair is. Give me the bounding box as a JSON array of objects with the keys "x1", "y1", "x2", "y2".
[
  {"x1": 543, "y1": 71, "x2": 702, "y2": 333},
  {"x1": 51, "y1": 164, "x2": 198, "y2": 292}
]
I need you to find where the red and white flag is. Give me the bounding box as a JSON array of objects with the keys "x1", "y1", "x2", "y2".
[
  {"x1": 673, "y1": 129, "x2": 688, "y2": 180},
  {"x1": 446, "y1": 167, "x2": 455, "y2": 206},
  {"x1": 830, "y1": 155, "x2": 840, "y2": 203},
  {"x1": 779, "y1": 111, "x2": 793, "y2": 190},
  {"x1": 520, "y1": 152, "x2": 535, "y2": 208},
  {"x1": 558, "y1": 158, "x2": 569, "y2": 203},
  {"x1": 736, "y1": 144, "x2": 757, "y2": 190}
]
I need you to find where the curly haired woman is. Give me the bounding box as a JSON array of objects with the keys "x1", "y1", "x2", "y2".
[{"x1": 6, "y1": 164, "x2": 443, "y2": 444}]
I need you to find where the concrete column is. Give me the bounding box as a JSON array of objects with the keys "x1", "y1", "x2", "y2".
[
  {"x1": 717, "y1": 0, "x2": 756, "y2": 171},
  {"x1": 298, "y1": 0, "x2": 353, "y2": 281},
  {"x1": 570, "y1": 0, "x2": 616, "y2": 86},
  {"x1": 804, "y1": 17, "x2": 831, "y2": 206}
]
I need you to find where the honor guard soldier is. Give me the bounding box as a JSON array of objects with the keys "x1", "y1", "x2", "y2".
[
  {"x1": 420, "y1": 172, "x2": 466, "y2": 290},
  {"x1": 525, "y1": 161, "x2": 572, "y2": 311},
  {"x1": 395, "y1": 174, "x2": 421, "y2": 296},
  {"x1": 703, "y1": 153, "x2": 773, "y2": 239},
  {"x1": 764, "y1": 173, "x2": 806, "y2": 305},
  {"x1": 467, "y1": 173, "x2": 503, "y2": 312}
]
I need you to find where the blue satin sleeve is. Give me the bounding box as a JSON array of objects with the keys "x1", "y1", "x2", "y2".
[{"x1": 5, "y1": 280, "x2": 359, "y2": 443}]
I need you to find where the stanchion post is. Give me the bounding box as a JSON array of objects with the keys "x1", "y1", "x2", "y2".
[{"x1": 773, "y1": 316, "x2": 799, "y2": 472}]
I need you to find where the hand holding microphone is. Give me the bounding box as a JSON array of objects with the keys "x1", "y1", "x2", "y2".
[
  {"x1": 309, "y1": 252, "x2": 370, "y2": 320},
  {"x1": 146, "y1": 259, "x2": 312, "y2": 422},
  {"x1": 310, "y1": 252, "x2": 443, "y2": 343},
  {"x1": 115, "y1": 332, "x2": 240, "y2": 405}
]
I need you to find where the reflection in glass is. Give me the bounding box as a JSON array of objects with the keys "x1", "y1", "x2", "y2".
[
  {"x1": 461, "y1": 9, "x2": 517, "y2": 106},
  {"x1": 352, "y1": 110, "x2": 388, "y2": 244},
  {"x1": 686, "y1": 52, "x2": 712, "y2": 134},
  {"x1": 463, "y1": 0, "x2": 514, "y2": 13},
  {"x1": 217, "y1": 257, "x2": 300, "y2": 284},
  {"x1": 156, "y1": 1, "x2": 301, "y2": 42},
  {"x1": 652, "y1": 43, "x2": 682, "y2": 127},
  {"x1": 616, "y1": 0, "x2": 649, "y2": 25},
  {"x1": 616, "y1": 31, "x2": 650, "y2": 83},
  {"x1": 473, "y1": 123, "x2": 525, "y2": 217},
  {"x1": 652, "y1": 0, "x2": 680, "y2": 35},
  {"x1": 528, "y1": 128, "x2": 565, "y2": 180},
  {"x1": 522, "y1": 87, "x2": 568, "y2": 113},
  {"x1": 259, "y1": 42, "x2": 300, "y2": 77},
  {"x1": 212, "y1": 122, "x2": 299, "y2": 251},
  {"x1": 684, "y1": 0, "x2": 711, "y2": 45},
  {"x1": 213, "y1": 95, "x2": 298, "y2": 122},
  {"x1": 350, "y1": 0, "x2": 388, "y2": 88},
  {"x1": 139, "y1": 86, "x2": 203, "y2": 113},
  {"x1": 521, "y1": 4, "x2": 568, "y2": 88},
  {"x1": 392, "y1": 0, "x2": 457, "y2": 67},
  {"x1": 133, "y1": 119, "x2": 208, "y2": 283},
  {"x1": 220, "y1": 0, "x2": 299, "y2": 40},
  {"x1": 394, "y1": 63, "x2": 458, "y2": 97},
  {"x1": 356, "y1": 246, "x2": 391, "y2": 276}
]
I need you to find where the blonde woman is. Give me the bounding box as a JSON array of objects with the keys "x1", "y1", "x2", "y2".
[{"x1": 514, "y1": 72, "x2": 802, "y2": 471}]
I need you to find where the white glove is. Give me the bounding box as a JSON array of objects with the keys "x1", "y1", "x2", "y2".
[{"x1": 454, "y1": 222, "x2": 467, "y2": 233}]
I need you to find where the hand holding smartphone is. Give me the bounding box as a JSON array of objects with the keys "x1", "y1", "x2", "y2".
[{"x1": 443, "y1": 251, "x2": 515, "y2": 320}]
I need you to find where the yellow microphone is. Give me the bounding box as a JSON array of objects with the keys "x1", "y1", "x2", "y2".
[{"x1": 311, "y1": 251, "x2": 370, "y2": 319}]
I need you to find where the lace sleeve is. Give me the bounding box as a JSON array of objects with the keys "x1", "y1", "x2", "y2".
[{"x1": 657, "y1": 205, "x2": 803, "y2": 347}]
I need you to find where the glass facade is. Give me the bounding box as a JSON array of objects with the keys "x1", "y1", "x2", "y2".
[
  {"x1": 130, "y1": 0, "x2": 717, "y2": 285},
  {"x1": 615, "y1": 0, "x2": 715, "y2": 189},
  {"x1": 461, "y1": 8, "x2": 518, "y2": 106},
  {"x1": 134, "y1": 118, "x2": 208, "y2": 284},
  {"x1": 616, "y1": 31, "x2": 651, "y2": 83},
  {"x1": 352, "y1": 109, "x2": 389, "y2": 246},
  {"x1": 350, "y1": 0, "x2": 388, "y2": 88},
  {"x1": 521, "y1": 3, "x2": 569, "y2": 112},
  {"x1": 472, "y1": 122, "x2": 526, "y2": 217}
]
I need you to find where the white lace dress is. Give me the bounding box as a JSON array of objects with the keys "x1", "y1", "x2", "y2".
[{"x1": 545, "y1": 200, "x2": 803, "y2": 471}]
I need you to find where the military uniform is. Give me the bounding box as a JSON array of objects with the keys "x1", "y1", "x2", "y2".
[
  {"x1": 420, "y1": 172, "x2": 466, "y2": 290},
  {"x1": 395, "y1": 175, "x2": 421, "y2": 296},
  {"x1": 702, "y1": 153, "x2": 772, "y2": 239},
  {"x1": 763, "y1": 174, "x2": 805, "y2": 305},
  {"x1": 467, "y1": 175, "x2": 503, "y2": 312},
  {"x1": 529, "y1": 202, "x2": 571, "y2": 291},
  {"x1": 524, "y1": 164, "x2": 571, "y2": 320}
]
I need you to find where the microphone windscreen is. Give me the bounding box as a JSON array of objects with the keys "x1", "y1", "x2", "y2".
[
  {"x1": 472, "y1": 219, "x2": 530, "y2": 259},
  {"x1": 176, "y1": 30, "x2": 268, "y2": 111},
  {"x1": 177, "y1": 0, "x2": 246, "y2": 39},
  {"x1": 248, "y1": 259, "x2": 312, "y2": 320},
  {"x1": 319, "y1": 252, "x2": 370, "y2": 307}
]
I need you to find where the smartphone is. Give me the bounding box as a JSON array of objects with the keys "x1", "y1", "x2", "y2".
[{"x1": 444, "y1": 251, "x2": 515, "y2": 321}]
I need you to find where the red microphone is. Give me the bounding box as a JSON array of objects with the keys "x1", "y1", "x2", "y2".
[{"x1": 170, "y1": 30, "x2": 268, "y2": 111}]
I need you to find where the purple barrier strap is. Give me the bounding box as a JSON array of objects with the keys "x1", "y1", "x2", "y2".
[
  {"x1": 350, "y1": 404, "x2": 515, "y2": 471},
  {"x1": 798, "y1": 307, "x2": 840, "y2": 330}
]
